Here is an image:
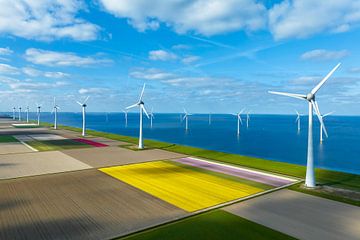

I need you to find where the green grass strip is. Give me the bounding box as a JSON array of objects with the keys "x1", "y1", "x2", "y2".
[
  {"x1": 26, "y1": 139, "x2": 91, "y2": 151},
  {"x1": 119, "y1": 210, "x2": 296, "y2": 240},
  {"x1": 0, "y1": 135, "x2": 19, "y2": 143}
]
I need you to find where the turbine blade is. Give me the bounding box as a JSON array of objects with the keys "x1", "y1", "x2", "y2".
[
  {"x1": 295, "y1": 110, "x2": 300, "y2": 116},
  {"x1": 183, "y1": 114, "x2": 187, "y2": 121},
  {"x1": 238, "y1": 115, "x2": 243, "y2": 124},
  {"x1": 76, "y1": 101, "x2": 82, "y2": 106},
  {"x1": 239, "y1": 108, "x2": 245, "y2": 114},
  {"x1": 269, "y1": 91, "x2": 307, "y2": 100},
  {"x1": 141, "y1": 105, "x2": 150, "y2": 119},
  {"x1": 183, "y1": 108, "x2": 187, "y2": 114},
  {"x1": 126, "y1": 103, "x2": 138, "y2": 109},
  {"x1": 323, "y1": 111, "x2": 334, "y2": 117},
  {"x1": 139, "y1": 83, "x2": 146, "y2": 101},
  {"x1": 311, "y1": 63, "x2": 341, "y2": 94},
  {"x1": 83, "y1": 96, "x2": 90, "y2": 104},
  {"x1": 312, "y1": 100, "x2": 328, "y2": 138}
]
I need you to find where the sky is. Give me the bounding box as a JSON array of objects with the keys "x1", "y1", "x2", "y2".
[{"x1": 0, "y1": 0, "x2": 360, "y2": 115}]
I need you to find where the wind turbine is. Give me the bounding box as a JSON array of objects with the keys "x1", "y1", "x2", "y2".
[
  {"x1": 18, "y1": 107, "x2": 22, "y2": 121},
  {"x1": 295, "y1": 110, "x2": 301, "y2": 133},
  {"x1": 52, "y1": 97, "x2": 60, "y2": 130},
  {"x1": 269, "y1": 63, "x2": 341, "y2": 188},
  {"x1": 233, "y1": 109, "x2": 245, "y2": 135},
  {"x1": 246, "y1": 111, "x2": 251, "y2": 129},
  {"x1": 150, "y1": 107, "x2": 155, "y2": 128},
  {"x1": 126, "y1": 84, "x2": 149, "y2": 149},
  {"x1": 320, "y1": 111, "x2": 334, "y2": 142},
  {"x1": 36, "y1": 103, "x2": 42, "y2": 126},
  {"x1": 123, "y1": 110, "x2": 128, "y2": 127},
  {"x1": 76, "y1": 96, "x2": 89, "y2": 137},
  {"x1": 183, "y1": 108, "x2": 192, "y2": 130},
  {"x1": 12, "y1": 107, "x2": 16, "y2": 120},
  {"x1": 26, "y1": 106, "x2": 29, "y2": 123}
]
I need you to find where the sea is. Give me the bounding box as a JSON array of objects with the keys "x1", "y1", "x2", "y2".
[{"x1": 18, "y1": 112, "x2": 360, "y2": 175}]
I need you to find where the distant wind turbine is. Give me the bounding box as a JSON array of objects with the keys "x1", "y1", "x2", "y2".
[
  {"x1": 76, "y1": 96, "x2": 89, "y2": 137},
  {"x1": 126, "y1": 84, "x2": 149, "y2": 149},
  {"x1": 233, "y1": 109, "x2": 245, "y2": 135},
  {"x1": 36, "y1": 103, "x2": 42, "y2": 126},
  {"x1": 320, "y1": 111, "x2": 334, "y2": 142},
  {"x1": 26, "y1": 106, "x2": 29, "y2": 123},
  {"x1": 18, "y1": 107, "x2": 22, "y2": 121},
  {"x1": 52, "y1": 97, "x2": 60, "y2": 130},
  {"x1": 183, "y1": 108, "x2": 192, "y2": 130},
  {"x1": 123, "y1": 110, "x2": 128, "y2": 127},
  {"x1": 12, "y1": 107, "x2": 16, "y2": 120},
  {"x1": 269, "y1": 63, "x2": 341, "y2": 188},
  {"x1": 150, "y1": 107, "x2": 155, "y2": 128},
  {"x1": 246, "y1": 111, "x2": 251, "y2": 129},
  {"x1": 295, "y1": 110, "x2": 302, "y2": 133}
]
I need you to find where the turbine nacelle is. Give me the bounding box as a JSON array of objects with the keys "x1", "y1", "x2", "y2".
[{"x1": 306, "y1": 93, "x2": 314, "y2": 101}]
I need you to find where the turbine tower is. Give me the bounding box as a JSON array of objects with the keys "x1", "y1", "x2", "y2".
[
  {"x1": 123, "y1": 110, "x2": 128, "y2": 127},
  {"x1": 52, "y1": 97, "x2": 60, "y2": 130},
  {"x1": 77, "y1": 96, "x2": 89, "y2": 137},
  {"x1": 320, "y1": 111, "x2": 334, "y2": 142},
  {"x1": 150, "y1": 107, "x2": 155, "y2": 128},
  {"x1": 246, "y1": 111, "x2": 251, "y2": 129},
  {"x1": 12, "y1": 107, "x2": 16, "y2": 120},
  {"x1": 295, "y1": 110, "x2": 301, "y2": 133},
  {"x1": 36, "y1": 104, "x2": 41, "y2": 126},
  {"x1": 26, "y1": 106, "x2": 29, "y2": 123},
  {"x1": 18, "y1": 107, "x2": 22, "y2": 121},
  {"x1": 269, "y1": 63, "x2": 340, "y2": 188},
  {"x1": 234, "y1": 109, "x2": 245, "y2": 135},
  {"x1": 183, "y1": 108, "x2": 192, "y2": 130},
  {"x1": 126, "y1": 84, "x2": 149, "y2": 149}
]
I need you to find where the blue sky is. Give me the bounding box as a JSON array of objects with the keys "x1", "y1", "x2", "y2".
[{"x1": 0, "y1": 0, "x2": 360, "y2": 114}]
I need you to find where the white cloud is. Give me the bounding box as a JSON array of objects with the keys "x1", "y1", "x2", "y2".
[
  {"x1": 0, "y1": 76, "x2": 68, "y2": 92},
  {"x1": 78, "y1": 87, "x2": 109, "y2": 94},
  {"x1": 301, "y1": 49, "x2": 349, "y2": 61},
  {"x1": 22, "y1": 67, "x2": 69, "y2": 78},
  {"x1": 99, "y1": 0, "x2": 266, "y2": 36},
  {"x1": 349, "y1": 67, "x2": 360, "y2": 73},
  {"x1": 149, "y1": 50, "x2": 177, "y2": 61},
  {"x1": 172, "y1": 44, "x2": 190, "y2": 50},
  {"x1": 0, "y1": 63, "x2": 19, "y2": 75},
  {"x1": 0, "y1": 0, "x2": 100, "y2": 41},
  {"x1": 130, "y1": 68, "x2": 175, "y2": 80},
  {"x1": 269, "y1": 0, "x2": 360, "y2": 40},
  {"x1": 0, "y1": 47, "x2": 13, "y2": 55},
  {"x1": 24, "y1": 48, "x2": 112, "y2": 67},
  {"x1": 182, "y1": 56, "x2": 201, "y2": 64}
]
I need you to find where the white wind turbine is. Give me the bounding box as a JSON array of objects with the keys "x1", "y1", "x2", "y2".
[
  {"x1": 183, "y1": 108, "x2": 192, "y2": 130},
  {"x1": 36, "y1": 103, "x2": 42, "y2": 126},
  {"x1": 12, "y1": 107, "x2": 16, "y2": 120},
  {"x1": 246, "y1": 111, "x2": 251, "y2": 129},
  {"x1": 126, "y1": 84, "x2": 149, "y2": 149},
  {"x1": 123, "y1": 110, "x2": 128, "y2": 127},
  {"x1": 233, "y1": 109, "x2": 245, "y2": 135},
  {"x1": 26, "y1": 106, "x2": 29, "y2": 123},
  {"x1": 295, "y1": 110, "x2": 302, "y2": 133},
  {"x1": 18, "y1": 107, "x2": 22, "y2": 121},
  {"x1": 269, "y1": 63, "x2": 341, "y2": 188},
  {"x1": 320, "y1": 111, "x2": 334, "y2": 142},
  {"x1": 52, "y1": 97, "x2": 60, "y2": 130},
  {"x1": 150, "y1": 107, "x2": 155, "y2": 128},
  {"x1": 76, "y1": 96, "x2": 89, "y2": 137}
]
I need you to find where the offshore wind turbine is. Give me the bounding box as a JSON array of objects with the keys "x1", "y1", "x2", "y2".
[
  {"x1": 208, "y1": 112, "x2": 212, "y2": 125},
  {"x1": 126, "y1": 84, "x2": 149, "y2": 149},
  {"x1": 12, "y1": 107, "x2": 16, "y2": 120},
  {"x1": 52, "y1": 97, "x2": 60, "y2": 130},
  {"x1": 233, "y1": 109, "x2": 245, "y2": 135},
  {"x1": 123, "y1": 110, "x2": 128, "y2": 127},
  {"x1": 295, "y1": 110, "x2": 302, "y2": 133},
  {"x1": 269, "y1": 63, "x2": 341, "y2": 188},
  {"x1": 150, "y1": 107, "x2": 155, "y2": 128},
  {"x1": 36, "y1": 103, "x2": 42, "y2": 126},
  {"x1": 320, "y1": 111, "x2": 334, "y2": 142},
  {"x1": 246, "y1": 111, "x2": 251, "y2": 129},
  {"x1": 76, "y1": 96, "x2": 89, "y2": 137},
  {"x1": 18, "y1": 107, "x2": 22, "y2": 121},
  {"x1": 183, "y1": 108, "x2": 192, "y2": 130},
  {"x1": 26, "y1": 106, "x2": 29, "y2": 123}
]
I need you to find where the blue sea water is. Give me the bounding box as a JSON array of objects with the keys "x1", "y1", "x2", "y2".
[{"x1": 23, "y1": 112, "x2": 360, "y2": 175}]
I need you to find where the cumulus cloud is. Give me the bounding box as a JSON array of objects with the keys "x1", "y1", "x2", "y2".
[
  {"x1": 130, "y1": 68, "x2": 175, "y2": 80},
  {"x1": 22, "y1": 67, "x2": 69, "y2": 78},
  {"x1": 0, "y1": 63, "x2": 19, "y2": 75},
  {"x1": 0, "y1": 0, "x2": 100, "y2": 41},
  {"x1": 301, "y1": 49, "x2": 349, "y2": 61},
  {"x1": 149, "y1": 50, "x2": 177, "y2": 61},
  {"x1": 99, "y1": 0, "x2": 266, "y2": 36},
  {"x1": 269, "y1": 0, "x2": 360, "y2": 40},
  {"x1": 0, "y1": 47, "x2": 13, "y2": 55},
  {"x1": 78, "y1": 87, "x2": 109, "y2": 94},
  {"x1": 24, "y1": 48, "x2": 112, "y2": 67},
  {"x1": 0, "y1": 76, "x2": 68, "y2": 92},
  {"x1": 182, "y1": 56, "x2": 201, "y2": 64}
]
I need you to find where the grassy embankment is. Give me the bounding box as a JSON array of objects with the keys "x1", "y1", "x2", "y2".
[
  {"x1": 0, "y1": 135, "x2": 19, "y2": 142},
  {"x1": 119, "y1": 210, "x2": 296, "y2": 240},
  {"x1": 38, "y1": 122, "x2": 360, "y2": 205}
]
